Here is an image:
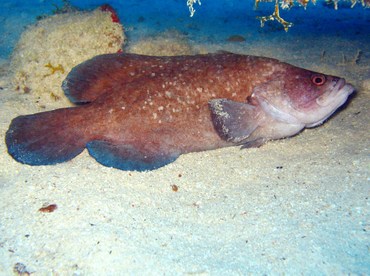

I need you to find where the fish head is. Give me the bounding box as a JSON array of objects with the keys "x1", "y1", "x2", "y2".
[{"x1": 250, "y1": 66, "x2": 355, "y2": 128}]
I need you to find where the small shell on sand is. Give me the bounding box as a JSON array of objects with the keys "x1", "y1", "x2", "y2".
[
  {"x1": 361, "y1": 79, "x2": 370, "y2": 93},
  {"x1": 226, "y1": 35, "x2": 246, "y2": 42}
]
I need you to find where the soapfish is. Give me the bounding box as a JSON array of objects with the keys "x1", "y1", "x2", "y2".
[{"x1": 6, "y1": 53, "x2": 354, "y2": 171}]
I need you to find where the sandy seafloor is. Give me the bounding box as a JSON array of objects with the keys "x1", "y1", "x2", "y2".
[{"x1": 0, "y1": 1, "x2": 369, "y2": 275}]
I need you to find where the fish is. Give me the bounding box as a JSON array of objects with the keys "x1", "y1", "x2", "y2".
[{"x1": 5, "y1": 52, "x2": 354, "y2": 171}]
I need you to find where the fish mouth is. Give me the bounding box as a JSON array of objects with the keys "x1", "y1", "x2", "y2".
[
  {"x1": 316, "y1": 78, "x2": 354, "y2": 107},
  {"x1": 306, "y1": 78, "x2": 355, "y2": 127}
]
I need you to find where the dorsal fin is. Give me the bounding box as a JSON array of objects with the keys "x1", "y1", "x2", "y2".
[
  {"x1": 215, "y1": 50, "x2": 234, "y2": 55},
  {"x1": 61, "y1": 53, "x2": 158, "y2": 104}
]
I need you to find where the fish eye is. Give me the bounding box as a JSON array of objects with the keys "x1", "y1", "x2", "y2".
[{"x1": 311, "y1": 74, "x2": 326, "y2": 86}]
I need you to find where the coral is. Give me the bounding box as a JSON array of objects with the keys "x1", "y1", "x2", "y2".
[
  {"x1": 10, "y1": 6, "x2": 125, "y2": 107},
  {"x1": 326, "y1": 0, "x2": 370, "y2": 9},
  {"x1": 187, "y1": 0, "x2": 369, "y2": 31},
  {"x1": 257, "y1": 0, "x2": 369, "y2": 31},
  {"x1": 257, "y1": 0, "x2": 293, "y2": 32},
  {"x1": 256, "y1": 0, "x2": 370, "y2": 9},
  {"x1": 187, "y1": 0, "x2": 202, "y2": 17}
]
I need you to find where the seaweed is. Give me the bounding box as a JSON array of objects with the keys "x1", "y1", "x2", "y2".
[
  {"x1": 36, "y1": 0, "x2": 79, "y2": 21},
  {"x1": 51, "y1": 0, "x2": 79, "y2": 14},
  {"x1": 44, "y1": 62, "x2": 65, "y2": 77}
]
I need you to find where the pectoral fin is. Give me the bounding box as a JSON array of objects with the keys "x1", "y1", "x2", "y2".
[{"x1": 208, "y1": 99, "x2": 260, "y2": 144}]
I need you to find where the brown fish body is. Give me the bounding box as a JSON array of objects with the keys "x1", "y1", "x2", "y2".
[
  {"x1": 66, "y1": 54, "x2": 297, "y2": 151},
  {"x1": 6, "y1": 53, "x2": 354, "y2": 170}
]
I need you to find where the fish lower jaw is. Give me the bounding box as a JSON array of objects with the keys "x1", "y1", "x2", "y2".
[
  {"x1": 316, "y1": 83, "x2": 354, "y2": 107},
  {"x1": 252, "y1": 119, "x2": 305, "y2": 143},
  {"x1": 260, "y1": 99, "x2": 330, "y2": 130},
  {"x1": 306, "y1": 85, "x2": 354, "y2": 128},
  {"x1": 258, "y1": 97, "x2": 296, "y2": 124},
  {"x1": 256, "y1": 99, "x2": 308, "y2": 139},
  {"x1": 305, "y1": 97, "x2": 347, "y2": 128}
]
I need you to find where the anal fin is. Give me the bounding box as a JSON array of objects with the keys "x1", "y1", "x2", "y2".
[{"x1": 86, "y1": 140, "x2": 180, "y2": 171}]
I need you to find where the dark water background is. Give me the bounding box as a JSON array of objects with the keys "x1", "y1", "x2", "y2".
[{"x1": 0, "y1": 0, "x2": 369, "y2": 60}]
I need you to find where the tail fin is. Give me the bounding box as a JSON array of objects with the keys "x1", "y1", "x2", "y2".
[{"x1": 6, "y1": 108, "x2": 87, "y2": 166}]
